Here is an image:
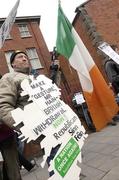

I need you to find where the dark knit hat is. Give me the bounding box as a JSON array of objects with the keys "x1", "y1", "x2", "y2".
[{"x1": 10, "y1": 50, "x2": 27, "y2": 67}]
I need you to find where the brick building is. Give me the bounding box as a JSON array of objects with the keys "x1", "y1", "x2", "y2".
[
  {"x1": 73, "y1": 0, "x2": 119, "y2": 81},
  {"x1": 0, "y1": 15, "x2": 51, "y2": 76}
]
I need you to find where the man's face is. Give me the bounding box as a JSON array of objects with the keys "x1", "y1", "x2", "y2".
[{"x1": 12, "y1": 53, "x2": 30, "y2": 69}]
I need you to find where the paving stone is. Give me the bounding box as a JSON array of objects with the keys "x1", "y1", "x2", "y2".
[
  {"x1": 80, "y1": 163, "x2": 105, "y2": 178},
  {"x1": 82, "y1": 152, "x2": 100, "y2": 163},
  {"x1": 101, "y1": 165, "x2": 119, "y2": 180},
  {"x1": 98, "y1": 156, "x2": 119, "y2": 172},
  {"x1": 100, "y1": 144, "x2": 119, "y2": 155},
  {"x1": 85, "y1": 154, "x2": 114, "y2": 169}
]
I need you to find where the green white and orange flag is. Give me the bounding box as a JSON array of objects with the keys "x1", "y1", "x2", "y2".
[{"x1": 56, "y1": 4, "x2": 119, "y2": 131}]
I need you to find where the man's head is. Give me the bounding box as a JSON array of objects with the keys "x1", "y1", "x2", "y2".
[{"x1": 10, "y1": 50, "x2": 30, "y2": 72}]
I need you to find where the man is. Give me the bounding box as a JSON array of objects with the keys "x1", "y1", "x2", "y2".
[
  {"x1": 0, "y1": 50, "x2": 32, "y2": 180},
  {"x1": 104, "y1": 45, "x2": 119, "y2": 95},
  {"x1": 104, "y1": 45, "x2": 119, "y2": 125},
  {"x1": 50, "y1": 47, "x2": 61, "y2": 86}
]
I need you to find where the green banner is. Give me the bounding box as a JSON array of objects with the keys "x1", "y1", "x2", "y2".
[{"x1": 54, "y1": 138, "x2": 80, "y2": 177}]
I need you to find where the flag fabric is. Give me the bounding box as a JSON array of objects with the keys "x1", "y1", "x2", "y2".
[
  {"x1": 0, "y1": 0, "x2": 20, "y2": 48},
  {"x1": 56, "y1": 4, "x2": 119, "y2": 131}
]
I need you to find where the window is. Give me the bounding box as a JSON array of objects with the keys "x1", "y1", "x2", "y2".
[
  {"x1": 26, "y1": 48, "x2": 43, "y2": 69},
  {"x1": 6, "y1": 33, "x2": 12, "y2": 40},
  {"x1": 18, "y1": 24, "x2": 31, "y2": 37},
  {"x1": 5, "y1": 51, "x2": 14, "y2": 72},
  {"x1": 5, "y1": 33, "x2": 12, "y2": 40}
]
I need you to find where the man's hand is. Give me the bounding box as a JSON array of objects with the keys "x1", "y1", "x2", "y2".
[{"x1": 13, "y1": 122, "x2": 24, "y2": 133}]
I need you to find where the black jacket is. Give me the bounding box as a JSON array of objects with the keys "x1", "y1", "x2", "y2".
[{"x1": 104, "y1": 59, "x2": 119, "y2": 94}]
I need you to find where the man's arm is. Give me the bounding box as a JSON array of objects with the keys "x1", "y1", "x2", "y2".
[
  {"x1": 105, "y1": 61, "x2": 119, "y2": 83},
  {"x1": 0, "y1": 75, "x2": 17, "y2": 127}
]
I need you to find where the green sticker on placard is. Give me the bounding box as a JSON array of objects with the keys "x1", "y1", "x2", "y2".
[{"x1": 54, "y1": 138, "x2": 80, "y2": 177}]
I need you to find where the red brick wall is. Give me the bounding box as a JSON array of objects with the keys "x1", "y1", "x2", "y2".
[
  {"x1": 85, "y1": 0, "x2": 119, "y2": 46},
  {"x1": 58, "y1": 55, "x2": 82, "y2": 109},
  {"x1": 73, "y1": 14, "x2": 106, "y2": 77}
]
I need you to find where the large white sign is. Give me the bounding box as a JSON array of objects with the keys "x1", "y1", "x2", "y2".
[
  {"x1": 12, "y1": 75, "x2": 88, "y2": 180},
  {"x1": 98, "y1": 42, "x2": 119, "y2": 64}
]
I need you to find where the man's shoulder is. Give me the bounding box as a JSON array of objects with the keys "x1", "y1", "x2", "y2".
[
  {"x1": 2, "y1": 72, "x2": 28, "y2": 82},
  {"x1": 3, "y1": 71, "x2": 17, "y2": 77},
  {"x1": 2, "y1": 72, "x2": 19, "y2": 80},
  {"x1": 105, "y1": 59, "x2": 114, "y2": 63},
  {"x1": 104, "y1": 59, "x2": 115, "y2": 67}
]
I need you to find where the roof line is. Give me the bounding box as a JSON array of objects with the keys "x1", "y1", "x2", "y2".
[
  {"x1": 0, "y1": 15, "x2": 41, "y2": 25},
  {"x1": 75, "y1": 0, "x2": 91, "y2": 12}
]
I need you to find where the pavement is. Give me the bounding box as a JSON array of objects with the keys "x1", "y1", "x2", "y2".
[
  {"x1": 21, "y1": 157, "x2": 49, "y2": 180},
  {"x1": 21, "y1": 121, "x2": 119, "y2": 180}
]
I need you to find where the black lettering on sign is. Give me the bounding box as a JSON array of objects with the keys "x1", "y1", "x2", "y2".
[
  {"x1": 44, "y1": 94, "x2": 52, "y2": 100},
  {"x1": 74, "y1": 131, "x2": 83, "y2": 141}
]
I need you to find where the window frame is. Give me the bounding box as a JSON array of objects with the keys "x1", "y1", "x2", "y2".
[
  {"x1": 18, "y1": 23, "x2": 31, "y2": 38},
  {"x1": 26, "y1": 48, "x2": 43, "y2": 70}
]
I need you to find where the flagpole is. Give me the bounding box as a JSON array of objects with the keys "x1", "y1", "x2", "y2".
[
  {"x1": 58, "y1": 0, "x2": 61, "y2": 5},
  {"x1": 0, "y1": 0, "x2": 20, "y2": 48}
]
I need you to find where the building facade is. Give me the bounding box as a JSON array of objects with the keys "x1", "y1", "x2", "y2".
[{"x1": 0, "y1": 16, "x2": 51, "y2": 76}]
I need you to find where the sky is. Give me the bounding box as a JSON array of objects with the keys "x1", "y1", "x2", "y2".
[{"x1": 0, "y1": 0, "x2": 87, "y2": 51}]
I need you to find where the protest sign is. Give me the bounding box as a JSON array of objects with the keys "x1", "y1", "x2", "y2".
[
  {"x1": 98, "y1": 42, "x2": 119, "y2": 64},
  {"x1": 12, "y1": 75, "x2": 88, "y2": 180}
]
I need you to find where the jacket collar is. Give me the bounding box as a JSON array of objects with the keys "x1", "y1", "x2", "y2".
[{"x1": 14, "y1": 67, "x2": 30, "y2": 75}]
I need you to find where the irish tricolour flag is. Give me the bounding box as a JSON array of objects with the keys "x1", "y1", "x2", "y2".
[{"x1": 56, "y1": 4, "x2": 119, "y2": 131}]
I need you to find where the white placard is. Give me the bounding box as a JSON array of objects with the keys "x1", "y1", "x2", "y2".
[
  {"x1": 75, "y1": 93, "x2": 85, "y2": 105},
  {"x1": 12, "y1": 75, "x2": 88, "y2": 180},
  {"x1": 98, "y1": 42, "x2": 119, "y2": 64}
]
